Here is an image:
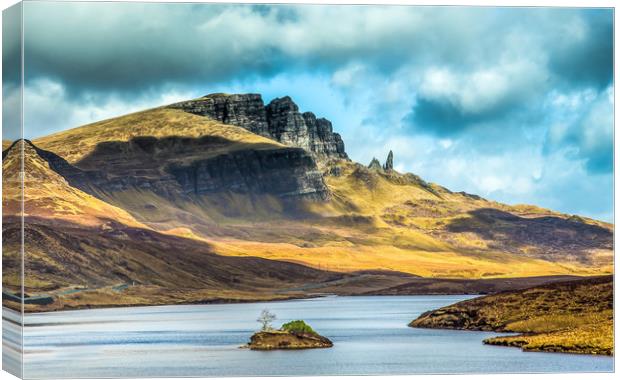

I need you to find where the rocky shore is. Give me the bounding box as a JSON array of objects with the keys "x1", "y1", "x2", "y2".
[
  {"x1": 246, "y1": 319, "x2": 333, "y2": 350},
  {"x1": 409, "y1": 276, "x2": 613, "y2": 355},
  {"x1": 247, "y1": 330, "x2": 333, "y2": 350}
]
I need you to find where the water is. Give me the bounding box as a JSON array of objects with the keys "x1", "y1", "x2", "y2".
[{"x1": 3, "y1": 296, "x2": 613, "y2": 378}]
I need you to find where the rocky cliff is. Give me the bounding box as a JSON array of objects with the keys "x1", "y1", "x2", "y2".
[
  {"x1": 168, "y1": 93, "x2": 270, "y2": 136},
  {"x1": 32, "y1": 135, "x2": 329, "y2": 202},
  {"x1": 169, "y1": 93, "x2": 348, "y2": 163},
  {"x1": 168, "y1": 145, "x2": 329, "y2": 201}
]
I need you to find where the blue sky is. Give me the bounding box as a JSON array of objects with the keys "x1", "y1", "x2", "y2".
[{"x1": 3, "y1": 3, "x2": 614, "y2": 221}]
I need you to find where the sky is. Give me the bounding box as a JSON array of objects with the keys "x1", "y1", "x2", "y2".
[{"x1": 2, "y1": 2, "x2": 614, "y2": 221}]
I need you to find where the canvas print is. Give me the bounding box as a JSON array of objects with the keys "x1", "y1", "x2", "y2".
[{"x1": 1, "y1": 1, "x2": 614, "y2": 378}]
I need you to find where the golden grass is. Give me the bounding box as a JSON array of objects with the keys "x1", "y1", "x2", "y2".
[
  {"x1": 2, "y1": 139, "x2": 13, "y2": 151},
  {"x1": 82, "y1": 159, "x2": 611, "y2": 279},
  {"x1": 485, "y1": 315, "x2": 613, "y2": 355},
  {"x1": 411, "y1": 276, "x2": 613, "y2": 355},
  {"x1": 2, "y1": 142, "x2": 147, "y2": 228},
  {"x1": 209, "y1": 238, "x2": 602, "y2": 278},
  {"x1": 33, "y1": 107, "x2": 283, "y2": 164}
]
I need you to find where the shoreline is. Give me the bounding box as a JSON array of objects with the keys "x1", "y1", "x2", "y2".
[
  {"x1": 3, "y1": 293, "x2": 333, "y2": 314},
  {"x1": 408, "y1": 276, "x2": 613, "y2": 356},
  {"x1": 5, "y1": 274, "x2": 607, "y2": 313},
  {"x1": 5, "y1": 293, "x2": 473, "y2": 315}
]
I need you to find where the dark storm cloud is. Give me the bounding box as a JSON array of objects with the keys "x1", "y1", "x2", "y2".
[
  {"x1": 23, "y1": 3, "x2": 287, "y2": 98},
  {"x1": 3, "y1": 2, "x2": 23, "y2": 140},
  {"x1": 22, "y1": 2, "x2": 424, "y2": 98},
  {"x1": 22, "y1": 4, "x2": 613, "y2": 99},
  {"x1": 20, "y1": 4, "x2": 537, "y2": 98},
  {"x1": 2, "y1": 3, "x2": 21, "y2": 88},
  {"x1": 405, "y1": 98, "x2": 487, "y2": 136},
  {"x1": 547, "y1": 9, "x2": 614, "y2": 89}
]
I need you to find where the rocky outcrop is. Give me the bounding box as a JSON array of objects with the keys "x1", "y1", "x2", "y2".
[
  {"x1": 302, "y1": 112, "x2": 346, "y2": 160},
  {"x1": 265, "y1": 96, "x2": 348, "y2": 163},
  {"x1": 384, "y1": 150, "x2": 394, "y2": 171},
  {"x1": 168, "y1": 93, "x2": 270, "y2": 136},
  {"x1": 247, "y1": 330, "x2": 333, "y2": 350},
  {"x1": 368, "y1": 157, "x2": 382, "y2": 171},
  {"x1": 169, "y1": 94, "x2": 348, "y2": 163},
  {"x1": 368, "y1": 151, "x2": 394, "y2": 172}
]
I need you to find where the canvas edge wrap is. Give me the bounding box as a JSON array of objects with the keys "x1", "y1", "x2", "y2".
[{"x1": 2, "y1": 1, "x2": 24, "y2": 378}]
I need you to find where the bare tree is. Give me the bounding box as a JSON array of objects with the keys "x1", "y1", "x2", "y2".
[{"x1": 257, "y1": 309, "x2": 276, "y2": 331}]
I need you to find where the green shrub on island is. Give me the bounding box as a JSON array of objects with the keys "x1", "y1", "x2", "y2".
[{"x1": 281, "y1": 320, "x2": 316, "y2": 334}]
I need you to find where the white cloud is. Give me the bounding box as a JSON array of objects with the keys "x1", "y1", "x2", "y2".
[
  {"x1": 23, "y1": 79, "x2": 197, "y2": 137},
  {"x1": 417, "y1": 59, "x2": 547, "y2": 117}
]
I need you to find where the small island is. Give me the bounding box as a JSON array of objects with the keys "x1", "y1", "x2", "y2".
[{"x1": 246, "y1": 310, "x2": 333, "y2": 350}]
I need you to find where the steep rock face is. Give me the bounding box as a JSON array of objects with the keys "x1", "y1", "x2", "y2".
[
  {"x1": 168, "y1": 93, "x2": 270, "y2": 136},
  {"x1": 169, "y1": 94, "x2": 348, "y2": 163},
  {"x1": 302, "y1": 112, "x2": 346, "y2": 159},
  {"x1": 384, "y1": 150, "x2": 394, "y2": 172},
  {"x1": 169, "y1": 146, "x2": 329, "y2": 201},
  {"x1": 37, "y1": 136, "x2": 329, "y2": 202},
  {"x1": 265, "y1": 96, "x2": 311, "y2": 150}
]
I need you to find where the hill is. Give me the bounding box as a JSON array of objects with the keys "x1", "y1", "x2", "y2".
[
  {"x1": 1, "y1": 139, "x2": 345, "y2": 311},
  {"x1": 29, "y1": 95, "x2": 613, "y2": 279},
  {"x1": 410, "y1": 276, "x2": 613, "y2": 355},
  {"x1": 1, "y1": 92, "x2": 611, "y2": 310}
]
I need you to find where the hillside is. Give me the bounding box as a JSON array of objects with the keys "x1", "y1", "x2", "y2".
[
  {"x1": 410, "y1": 276, "x2": 613, "y2": 355},
  {"x1": 2, "y1": 140, "x2": 147, "y2": 228},
  {"x1": 29, "y1": 93, "x2": 612, "y2": 280},
  {"x1": 1, "y1": 140, "x2": 346, "y2": 310},
  {"x1": 1, "y1": 92, "x2": 612, "y2": 310}
]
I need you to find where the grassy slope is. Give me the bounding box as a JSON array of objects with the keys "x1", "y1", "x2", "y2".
[
  {"x1": 206, "y1": 160, "x2": 610, "y2": 278},
  {"x1": 2, "y1": 140, "x2": 147, "y2": 228},
  {"x1": 30, "y1": 107, "x2": 613, "y2": 279},
  {"x1": 34, "y1": 107, "x2": 283, "y2": 164},
  {"x1": 410, "y1": 276, "x2": 613, "y2": 355},
  {"x1": 3, "y1": 216, "x2": 343, "y2": 312}
]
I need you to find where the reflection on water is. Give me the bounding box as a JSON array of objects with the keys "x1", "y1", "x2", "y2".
[{"x1": 3, "y1": 295, "x2": 613, "y2": 378}]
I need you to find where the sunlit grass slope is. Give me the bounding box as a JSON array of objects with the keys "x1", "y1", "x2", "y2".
[
  {"x1": 2, "y1": 140, "x2": 146, "y2": 228},
  {"x1": 205, "y1": 160, "x2": 611, "y2": 278},
  {"x1": 410, "y1": 276, "x2": 613, "y2": 355},
  {"x1": 34, "y1": 107, "x2": 283, "y2": 164}
]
